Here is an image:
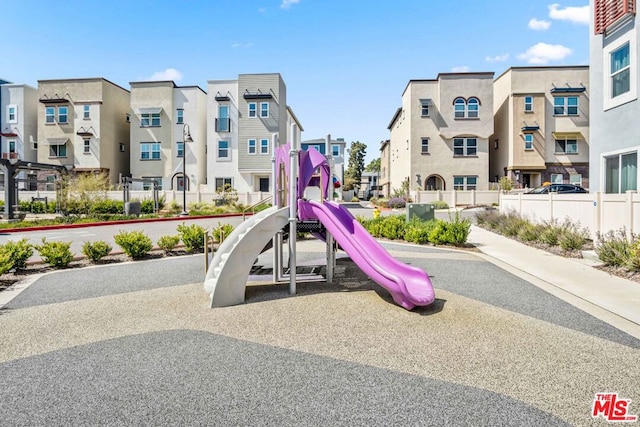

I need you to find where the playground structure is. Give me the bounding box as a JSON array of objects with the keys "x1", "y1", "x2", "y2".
[{"x1": 204, "y1": 132, "x2": 435, "y2": 310}]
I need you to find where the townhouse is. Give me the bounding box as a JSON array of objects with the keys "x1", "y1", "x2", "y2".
[
  {"x1": 37, "y1": 78, "x2": 130, "y2": 186},
  {"x1": 207, "y1": 73, "x2": 302, "y2": 194},
  {"x1": 129, "y1": 81, "x2": 207, "y2": 191},
  {"x1": 301, "y1": 136, "x2": 347, "y2": 185},
  {"x1": 384, "y1": 72, "x2": 494, "y2": 196},
  {"x1": 590, "y1": 0, "x2": 639, "y2": 193},
  {"x1": 492, "y1": 66, "x2": 590, "y2": 189}
]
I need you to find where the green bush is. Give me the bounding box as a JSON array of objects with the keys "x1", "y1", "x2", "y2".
[
  {"x1": 90, "y1": 199, "x2": 123, "y2": 214},
  {"x1": 140, "y1": 198, "x2": 164, "y2": 214},
  {"x1": 430, "y1": 201, "x2": 449, "y2": 210},
  {"x1": 501, "y1": 214, "x2": 529, "y2": 237},
  {"x1": 350, "y1": 196, "x2": 360, "y2": 202},
  {"x1": 539, "y1": 221, "x2": 564, "y2": 246},
  {"x1": 559, "y1": 226, "x2": 590, "y2": 251},
  {"x1": 177, "y1": 223, "x2": 206, "y2": 253},
  {"x1": 595, "y1": 230, "x2": 630, "y2": 267},
  {"x1": 114, "y1": 230, "x2": 153, "y2": 259},
  {"x1": 82, "y1": 240, "x2": 113, "y2": 262},
  {"x1": 212, "y1": 223, "x2": 234, "y2": 243},
  {"x1": 2, "y1": 238, "x2": 34, "y2": 270},
  {"x1": 157, "y1": 235, "x2": 180, "y2": 254},
  {"x1": 626, "y1": 239, "x2": 640, "y2": 271},
  {"x1": 0, "y1": 247, "x2": 13, "y2": 275},
  {"x1": 35, "y1": 238, "x2": 74, "y2": 268},
  {"x1": 428, "y1": 212, "x2": 470, "y2": 246},
  {"x1": 379, "y1": 215, "x2": 406, "y2": 240},
  {"x1": 404, "y1": 219, "x2": 440, "y2": 244},
  {"x1": 517, "y1": 223, "x2": 540, "y2": 242},
  {"x1": 360, "y1": 216, "x2": 384, "y2": 237}
]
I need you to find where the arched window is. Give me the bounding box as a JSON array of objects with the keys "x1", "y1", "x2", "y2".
[
  {"x1": 467, "y1": 97, "x2": 480, "y2": 118},
  {"x1": 454, "y1": 97, "x2": 466, "y2": 118},
  {"x1": 453, "y1": 97, "x2": 481, "y2": 118}
]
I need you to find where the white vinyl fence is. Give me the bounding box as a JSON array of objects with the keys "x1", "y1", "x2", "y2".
[{"x1": 413, "y1": 190, "x2": 500, "y2": 207}]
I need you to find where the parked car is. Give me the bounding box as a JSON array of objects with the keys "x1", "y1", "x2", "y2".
[{"x1": 526, "y1": 184, "x2": 588, "y2": 194}]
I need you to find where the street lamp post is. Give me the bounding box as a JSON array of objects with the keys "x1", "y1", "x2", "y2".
[{"x1": 180, "y1": 124, "x2": 194, "y2": 217}]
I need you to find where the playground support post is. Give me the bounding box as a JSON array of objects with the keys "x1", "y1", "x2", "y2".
[
  {"x1": 271, "y1": 132, "x2": 281, "y2": 283},
  {"x1": 288, "y1": 124, "x2": 298, "y2": 295},
  {"x1": 325, "y1": 133, "x2": 335, "y2": 283}
]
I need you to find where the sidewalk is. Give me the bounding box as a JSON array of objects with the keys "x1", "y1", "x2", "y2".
[{"x1": 468, "y1": 225, "x2": 640, "y2": 338}]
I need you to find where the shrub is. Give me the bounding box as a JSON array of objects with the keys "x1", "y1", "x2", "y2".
[
  {"x1": 212, "y1": 222, "x2": 234, "y2": 243},
  {"x1": 559, "y1": 226, "x2": 590, "y2": 251},
  {"x1": 360, "y1": 216, "x2": 384, "y2": 238},
  {"x1": 177, "y1": 223, "x2": 206, "y2": 253},
  {"x1": 114, "y1": 230, "x2": 153, "y2": 259},
  {"x1": 90, "y1": 199, "x2": 123, "y2": 214},
  {"x1": 517, "y1": 223, "x2": 540, "y2": 242},
  {"x1": 2, "y1": 238, "x2": 34, "y2": 270},
  {"x1": 428, "y1": 212, "x2": 470, "y2": 246},
  {"x1": 350, "y1": 197, "x2": 360, "y2": 202},
  {"x1": 626, "y1": 239, "x2": 640, "y2": 271},
  {"x1": 404, "y1": 219, "x2": 440, "y2": 244},
  {"x1": 82, "y1": 240, "x2": 113, "y2": 262},
  {"x1": 157, "y1": 235, "x2": 180, "y2": 254},
  {"x1": 387, "y1": 197, "x2": 406, "y2": 209},
  {"x1": 379, "y1": 215, "x2": 406, "y2": 240},
  {"x1": 0, "y1": 247, "x2": 12, "y2": 275},
  {"x1": 595, "y1": 230, "x2": 630, "y2": 267},
  {"x1": 140, "y1": 198, "x2": 161, "y2": 214},
  {"x1": 539, "y1": 221, "x2": 565, "y2": 246},
  {"x1": 501, "y1": 214, "x2": 529, "y2": 237},
  {"x1": 430, "y1": 201, "x2": 449, "y2": 210},
  {"x1": 35, "y1": 238, "x2": 74, "y2": 268}
]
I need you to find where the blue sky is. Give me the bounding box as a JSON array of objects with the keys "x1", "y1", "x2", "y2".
[{"x1": 1, "y1": 0, "x2": 589, "y2": 164}]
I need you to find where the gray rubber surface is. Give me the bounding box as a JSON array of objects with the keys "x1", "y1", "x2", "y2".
[{"x1": 0, "y1": 329, "x2": 569, "y2": 427}]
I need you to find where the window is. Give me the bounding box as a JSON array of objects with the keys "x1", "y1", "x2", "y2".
[
  {"x1": 453, "y1": 176, "x2": 477, "y2": 190},
  {"x1": 259, "y1": 177, "x2": 269, "y2": 192},
  {"x1": 524, "y1": 134, "x2": 534, "y2": 150},
  {"x1": 524, "y1": 96, "x2": 533, "y2": 112},
  {"x1": 176, "y1": 109, "x2": 184, "y2": 124},
  {"x1": 467, "y1": 97, "x2": 479, "y2": 118},
  {"x1": 605, "y1": 151, "x2": 638, "y2": 193},
  {"x1": 119, "y1": 143, "x2": 125, "y2": 152},
  {"x1": 611, "y1": 42, "x2": 631, "y2": 98},
  {"x1": 215, "y1": 177, "x2": 233, "y2": 191},
  {"x1": 421, "y1": 138, "x2": 429, "y2": 154},
  {"x1": 142, "y1": 177, "x2": 162, "y2": 191},
  {"x1": 45, "y1": 175, "x2": 56, "y2": 191},
  {"x1": 58, "y1": 106, "x2": 68, "y2": 123},
  {"x1": 570, "y1": 174, "x2": 582, "y2": 186},
  {"x1": 83, "y1": 138, "x2": 90, "y2": 154},
  {"x1": 555, "y1": 139, "x2": 578, "y2": 154},
  {"x1": 421, "y1": 102, "x2": 429, "y2": 117},
  {"x1": 248, "y1": 102, "x2": 257, "y2": 118},
  {"x1": 260, "y1": 102, "x2": 269, "y2": 118},
  {"x1": 551, "y1": 174, "x2": 563, "y2": 184},
  {"x1": 553, "y1": 96, "x2": 579, "y2": 115},
  {"x1": 454, "y1": 97, "x2": 466, "y2": 118},
  {"x1": 248, "y1": 139, "x2": 257, "y2": 154},
  {"x1": 218, "y1": 140, "x2": 229, "y2": 159},
  {"x1": 332, "y1": 145, "x2": 339, "y2": 156},
  {"x1": 141, "y1": 142, "x2": 161, "y2": 160},
  {"x1": 453, "y1": 138, "x2": 477, "y2": 156},
  {"x1": 141, "y1": 112, "x2": 161, "y2": 127},
  {"x1": 49, "y1": 142, "x2": 67, "y2": 158},
  {"x1": 260, "y1": 139, "x2": 269, "y2": 154},
  {"x1": 217, "y1": 105, "x2": 230, "y2": 132},
  {"x1": 7, "y1": 105, "x2": 17, "y2": 123},
  {"x1": 83, "y1": 105, "x2": 90, "y2": 119},
  {"x1": 45, "y1": 107, "x2": 55, "y2": 124},
  {"x1": 177, "y1": 142, "x2": 184, "y2": 158}
]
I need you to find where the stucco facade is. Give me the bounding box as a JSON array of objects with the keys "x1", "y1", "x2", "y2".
[
  {"x1": 492, "y1": 66, "x2": 590, "y2": 189},
  {"x1": 387, "y1": 73, "x2": 494, "y2": 195},
  {"x1": 37, "y1": 78, "x2": 130, "y2": 186}
]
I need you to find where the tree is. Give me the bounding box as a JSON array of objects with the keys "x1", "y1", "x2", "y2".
[
  {"x1": 365, "y1": 158, "x2": 380, "y2": 172},
  {"x1": 344, "y1": 141, "x2": 367, "y2": 190}
]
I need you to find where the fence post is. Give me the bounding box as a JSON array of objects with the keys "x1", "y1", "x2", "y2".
[
  {"x1": 627, "y1": 190, "x2": 634, "y2": 240},
  {"x1": 594, "y1": 192, "x2": 602, "y2": 239}
]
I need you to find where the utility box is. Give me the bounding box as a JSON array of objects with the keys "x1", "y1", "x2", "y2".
[
  {"x1": 124, "y1": 201, "x2": 141, "y2": 216},
  {"x1": 406, "y1": 203, "x2": 435, "y2": 222}
]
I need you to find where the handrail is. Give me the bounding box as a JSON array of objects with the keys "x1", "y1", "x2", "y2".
[{"x1": 242, "y1": 195, "x2": 273, "y2": 220}]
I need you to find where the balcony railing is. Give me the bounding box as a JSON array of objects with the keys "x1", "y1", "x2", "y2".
[
  {"x1": 2, "y1": 152, "x2": 18, "y2": 159},
  {"x1": 215, "y1": 118, "x2": 231, "y2": 132}
]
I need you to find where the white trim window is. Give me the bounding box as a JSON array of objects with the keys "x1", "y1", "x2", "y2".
[
  {"x1": 248, "y1": 139, "x2": 257, "y2": 154},
  {"x1": 140, "y1": 142, "x2": 161, "y2": 160},
  {"x1": 217, "y1": 140, "x2": 230, "y2": 159},
  {"x1": 141, "y1": 112, "x2": 161, "y2": 127},
  {"x1": 260, "y1": 102, "x2": 269, "y2": 118},
  {"x1": 420, "y1": 101, "x2": 429, "y2": 117},
  {"x1": 7, "y1": 105, "x2": 17, "y2": 123},
  {"x1": 83, "y1": 105, "x2": 90, "y2": 120},
  {"x1": 524, "y1": 134, "x2": 534, "y2": 150},
  {"x1": 58, "y1": 106, "x2": 68, "y2": 123},
  {"x1": 331, "y1": 144, "x2": 339, "y2": 156},
  {"x1": 570, "y1": 173, "x2": 582, "y2": 186},
  {"x1": 555, "y1": 139, "x2": 578, "y2": 154},
  {"x1": 260, "y1": 138, "x2": 269, "y2": 154},
  {"x1": 83, "y1": 138, "x2": 91, "y2": 154},
  {"x1": 45, "y1": 107, "x2": 55, "y2": 124},
  {"x1": 421, "y1": 138, "x2": 429, "y2": 154},
  {"x1": 524, "y1": 96, "x2": 533, "y2": 112},
  {"x1": 604, "y1": 151, "x2": 638, "y2": 193},
  {"x1": 142, "y1": 177, "x2": 162, "y2": 191},
  {"x1": 49, "y1": 142, "x2": 67, "y2": 158},
  {"x1": 553, "y1": 96, "x2": 578, "y2": 116},
  {"x1": 215, "y1": 177, "x2": 233, "y2": 192},
  {"x1": 467, "y1": 98, "x2": 479, "y2": 118},
  {"x1": 176, "y1": 109, "x2": 184, "y2": 124},
  {"x1": 177, "y1": 142, "x2": 184, "y2": 158},
  {"x1": 248, "y1": 102, "x2": 257, "y2": 118},
  {"x1": 604, "y1": 29, "x2": 637, "y2": 110},
  {"x1": 454, "y1": 97, "x2": 480, "y2": 118},
  {"x1": 453, "y1": 138, "x2": 477, "y2": 156},
  {"x1": 551, "y1": 174, "x2": 563, "y2": 184},
  {"x1": 453, "y1": 176, "x2": 477, "y2": 190},
  {"x1": 454, "y1": 97, "x2": 466, "y2": 118}
]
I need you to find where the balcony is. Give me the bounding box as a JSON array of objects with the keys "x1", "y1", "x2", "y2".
[
  {"x1": 2, "y1": 152, "x2": 18, "y2": 160},
  {"x1": 215, "y1": 118, "x2": 231, "y2": 132}
]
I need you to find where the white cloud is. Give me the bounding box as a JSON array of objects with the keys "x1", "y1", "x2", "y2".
[
  {"x1": 451, "y1": 66, "x2": 470, "y2": 72},
  {"x1": 280, "y1": 0, "x2": 300, "y2": 9},
  {"x1": 485, "y1": 54, "x2": 509, "y2": 62},
  {"x1": 517, "y1": 42, "x2": 572, "y2": 64},
  {"x1": 548, "y1": 3, "x2": 590, "y2": 25},
  {"x1": 231, "y1": 42, "x2": 254, "y2": 48},
  {"x1": 147, "y1": 68, "x2": 183, "y2": 82},
  {"x1": 528, "y1": 18, "x2": 551, "y2": 30}
]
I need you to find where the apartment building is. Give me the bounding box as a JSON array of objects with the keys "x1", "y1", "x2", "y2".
[
  {"x1": 37, "y1": 78, "x2": 130, "y2": 186},
  {"x1": 386, "y1": 73, "x2": 494, "y2": 195},
  {"x1": 590, "y1": 0, "x2": 639, "y2": 193},
  {"x1": 207, "y1": 73, "x2": 302, "y2": 193},
  {"x1": 129, "y1": 81, "x2": 207, "y2": 191},
  {"x1": 1, "y1": 81, "x2": 39, "y2": 188},
  {"x1": 492, "y1": 66, "x2": 590, "y2": 189}
]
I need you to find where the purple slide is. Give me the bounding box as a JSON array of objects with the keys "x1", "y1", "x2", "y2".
[{"x1": 298, "y1": 199, "x2": 435, "y2": 310}]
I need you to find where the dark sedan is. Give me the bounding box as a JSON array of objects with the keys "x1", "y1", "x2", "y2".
[{"x1": 526, "y1": 184, "x2": 588, "y2": 194}]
